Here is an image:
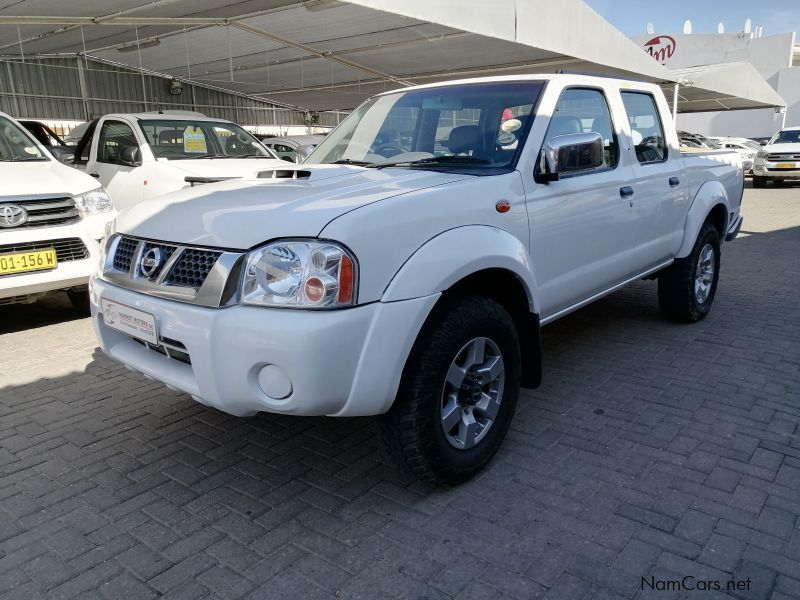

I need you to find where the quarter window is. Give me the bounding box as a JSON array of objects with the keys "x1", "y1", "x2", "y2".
[
  {"x1": 97, "y1": 121, "x2": 139, "y2": 165},
  {"x1": 543, "y1": 88, "x2": 619, "y2": 169},
  {"x1": 621, "y1": 92, "x2": 667, "y2": 163}
]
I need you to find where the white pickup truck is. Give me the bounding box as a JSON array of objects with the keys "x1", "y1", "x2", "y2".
[
  {"x1": 72, "y1": 112, "x2": 288, "y2": 210},
  {"x1": 91, "y1": 75, "x2": 744, "y2": 484},
  {"x1": 0, "y1": 111, "x2": 114, "y2": 310}
]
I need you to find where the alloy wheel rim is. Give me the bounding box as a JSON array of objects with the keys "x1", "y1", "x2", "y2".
[
  {"x1": 694, "y1": 243, "x2": 715, "y2": 304},
  {"x1": 440, "y1": 337, "x2": 505, "y2": 450}
]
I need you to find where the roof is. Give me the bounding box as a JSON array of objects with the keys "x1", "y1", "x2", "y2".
[
  {"x1": 105, "y1": 113, "x2": 234, "y2": 122},
  {"x1": 0, "y1": 1, "x2": 783, "y2": 114},
  {"x1": 668, "y1": 62, "x2": 786, "y2": 113},
  {"x1": 0, "y1": 0, "x2": 675, "y2": 112}
]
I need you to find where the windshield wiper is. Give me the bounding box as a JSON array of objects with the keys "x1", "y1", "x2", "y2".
[
  {"x1": 5, "y1": 156, "x2": 48, "y2": 162},
  {"x1": 331, "y1": 158, "x2": 376, "y2": 166},
  {"x1": 370, "y1": 156, "x2": 491, "y2": 169}
]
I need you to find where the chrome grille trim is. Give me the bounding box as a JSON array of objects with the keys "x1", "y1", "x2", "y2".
[
  {"x1": 103, "y1": 234, "x2": 245, "y2": 308},
  {"x1": 0, "y1": 193, "x2": 81, "y2": 229},
  {"x1": 766, "y1": 153, "x2": 800, "y2": 161}
]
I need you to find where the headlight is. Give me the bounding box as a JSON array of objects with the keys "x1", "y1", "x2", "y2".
[
  {"x1": 74, "y1": 188, "x2": 113, "y2": 216},
  {"x1": 242, "y1": 240, "x2": 357, "y2": 309}
]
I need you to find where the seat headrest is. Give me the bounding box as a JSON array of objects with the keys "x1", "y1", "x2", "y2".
[
  {"x1": 447, "y1": 125, "x2": 482, "y2": 154},
  {"x1": 548, "y1": 116, "x2": 582, "y2": 138}
]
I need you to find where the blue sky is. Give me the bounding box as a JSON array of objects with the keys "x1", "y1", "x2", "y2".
[{"x1": 585, "y1": 0, "x2": 800, "y2": 37}]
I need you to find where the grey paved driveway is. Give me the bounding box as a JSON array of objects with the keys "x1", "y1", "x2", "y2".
[{"x1": 1, "y1": 184, "x2": 799, "y2": 599}]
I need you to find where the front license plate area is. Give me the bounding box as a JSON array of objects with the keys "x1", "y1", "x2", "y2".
[
  {"x1": 101, "y1": 297, "x2": 158, "y2": 345},
  {"x1": 0, "y1": 249, "x2": 57, "y2": 275},
  {"x1": 775, "y1": 162, "x2": 796, "y2": 169}
]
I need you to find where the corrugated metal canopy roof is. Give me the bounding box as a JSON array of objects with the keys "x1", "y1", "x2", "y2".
[{"x1": 0, "y1": 0, "x2": 784, "y2": 113}]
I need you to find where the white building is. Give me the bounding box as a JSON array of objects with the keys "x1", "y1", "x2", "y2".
[{"x1": 632, "y1": 31, "x2": 799, "y2": 137}]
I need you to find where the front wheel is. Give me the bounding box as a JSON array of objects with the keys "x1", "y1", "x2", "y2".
[
  {"x1": 658, "y1": 222, "x2": 720, "y2": 322},
  {"x1": 67, "y1": 287, "x2": 90, "y2": 315},
  {"x1": 379, "y1": 295, "x2": 521, "y2": 485},
  {"x1": 752, "y1": 176, "x2": 767, "y2": 188}
]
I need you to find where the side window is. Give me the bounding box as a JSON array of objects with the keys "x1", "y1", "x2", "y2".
[
  {"x1": 97, "y1": 121, "x2": 139, "y2": 165},
  {"x1": 543, "y1": 88, "x2": 619, "y2": 169},
  {"x1": 620, "y1": 92, "x2": 667, "y2": 163}
]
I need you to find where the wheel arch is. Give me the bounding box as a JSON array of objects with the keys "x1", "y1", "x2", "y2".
[{"x1": 676, "y1": 180, "x2": 730, "y2": 258}]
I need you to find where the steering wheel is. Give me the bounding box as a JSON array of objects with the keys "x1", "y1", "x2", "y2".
[{"x1": 373, "y1": 145, "x2": 404, "y2": 158}]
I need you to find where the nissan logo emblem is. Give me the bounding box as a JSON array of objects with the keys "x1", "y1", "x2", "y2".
[
  {"x1": 140, "y1": 247, "x2": 163, "y2": 278},
  {"x1": 0, "y1": 204, "x2": 28, "y2": 228}
]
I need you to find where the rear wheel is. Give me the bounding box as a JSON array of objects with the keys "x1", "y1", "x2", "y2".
[
  {"x1": 379, "y1": 295, "x2": 521, "y2": 485},
  {"x1": 752, "y1": 176, "x2": 766, "y2": 188},
  {"x1": 658, "y1": 222, "x2": 720, "y2": 322}
]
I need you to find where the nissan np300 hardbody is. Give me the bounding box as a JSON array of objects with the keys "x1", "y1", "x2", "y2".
[{"x1": 91, "y1": 75, "x2": 744, "y2": 484}]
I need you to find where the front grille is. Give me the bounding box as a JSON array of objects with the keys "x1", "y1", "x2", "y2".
[
  {"x1": 0, "y1": 196, "x2": 80, "y2": 229},
  {"x1": 766, "y1": 153, "x2": 800, "y2": 161},
  {"x1": 0, "y1": 238, "x2": 89, "y2": 262},
  {"x1": 113, "y1": 237, "x2": 138, "y2": 272},
  {"x1": 163, "y1": 248, "x2": 222, "y2": 288},
  {"x1": 111, "y1": 236, "x2": 223, "y2": 290}
]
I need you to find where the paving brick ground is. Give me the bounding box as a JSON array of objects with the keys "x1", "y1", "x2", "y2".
[{"x1": 1, "y1": 183, "x2": 799, "y2": 599}]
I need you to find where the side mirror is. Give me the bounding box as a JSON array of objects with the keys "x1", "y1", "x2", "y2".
[
  {"x1": 534, "y1": 132, "x2": 605, "y2": 183},
  {"x1": 120, "y1": 146, "x2": 142, "y2": 167},
  {"x1": 49, "y1": 146, "x2": 75, "y2": 164},
  {"x1": 760, "y1": 140, "x2": 768, "y2": 146}
]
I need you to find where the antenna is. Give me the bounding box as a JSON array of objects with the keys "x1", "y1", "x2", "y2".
[
  {"x1": 683, "y1": 19, "x2": 693, "y2": 34},
  {"x1": 717, "y1": 22, "x2": 725, "y2": 34},
  {"x1": 646, "y1": 22, "x2": 654, "y2": 34},
  {"x1": 744, "y1": 18, "x2": 752, "y2": 34}
]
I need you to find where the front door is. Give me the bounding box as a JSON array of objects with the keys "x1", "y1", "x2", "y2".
[
  {"x1": 525, "y1": 87, "x2": 638, "y2": 319},
  {"x1": 88, "y1": 119, "x2": 143, "y2": 210}
]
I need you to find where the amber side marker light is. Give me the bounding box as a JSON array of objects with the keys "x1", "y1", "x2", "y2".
[
  {"x1": 338, "y1": 255, "x2": 354, "y2": 304},
  {"x1": 495, "y1": 200, "x2": 511, "y2": 213}
]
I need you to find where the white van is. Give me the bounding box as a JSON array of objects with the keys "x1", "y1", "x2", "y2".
[{"x1": 0, "y1": 112, "x2": 114, "y2": 310}]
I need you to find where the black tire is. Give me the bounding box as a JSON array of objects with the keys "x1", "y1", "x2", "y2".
[
  {"x1": 752, "y1": 176, "x2": 766, "y2": 188},
  {"x1": 658, "y1": 222, "x2": 720, "y2": 323},
  {"x1": 379, "y1": 295, "x2": 521, "y2": 485},
  {"x1": 67, "y1": 287, "x2": 90, "y2": 315}
]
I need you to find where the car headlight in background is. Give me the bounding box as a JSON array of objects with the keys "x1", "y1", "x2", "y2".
[
  {"x1": 73, "y1": 188, "x2": 113, "y2": 216},
  {"x1": 242, "y1": 240, "x2": 357, "y2": 309}
]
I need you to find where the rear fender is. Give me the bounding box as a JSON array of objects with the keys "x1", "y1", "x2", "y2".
[{"x1": 676, "y1": 180, "x2": 729, "y2": 258}]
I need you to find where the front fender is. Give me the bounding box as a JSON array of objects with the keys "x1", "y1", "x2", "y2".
[
  {"x1": 381, "y1": 225, "x2": 540, "y2": 313},
  {"x1": 676, "y1": 180, "x2": 729, "y2": 258}
]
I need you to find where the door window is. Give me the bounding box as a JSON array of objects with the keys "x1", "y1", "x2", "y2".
[
  {"x1": 97, "y1": 121, "x2": 139, "y2": 165},
  {"x1": 543, "y1": 88, "x2": 619, "y2": 170},
  {"x1": 620, "y1": 92, "x2": 667, "y2": 163}
]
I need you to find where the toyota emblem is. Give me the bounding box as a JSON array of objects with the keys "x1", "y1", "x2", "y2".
[
  {"x1": 0, "y1": 204, "x2": 28, "y2": 228},
  {"x1": 140, "y1": 247, "x2": 163, "y2": 278}
]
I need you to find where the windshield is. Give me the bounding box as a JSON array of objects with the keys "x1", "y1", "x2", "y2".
[
  {"x1": 770, "y1": 129, "x2": 800, "y2": 144},
  {"x1": 138, "y1": 119, "x2": 277, "y2": 160},
  {"x1": 0, "y1": 116, "x2": 47, "y2": 162},
  {"x1": 306, "y1": 81, "x2": 545, "y2": 170}
]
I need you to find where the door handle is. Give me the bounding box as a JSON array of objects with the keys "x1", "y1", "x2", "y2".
[
  {"x1": 669, "y1": 177, "x2": 680, "y2": 187},
  {"x1": 619, "y1": 186, "x2": 634, "y2": 198},
  {"x1": 89, "y1": 173, "x2": 100, "y2": 178}
]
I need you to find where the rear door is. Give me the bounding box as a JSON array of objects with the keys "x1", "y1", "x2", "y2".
[
  {"x1": 618, "y1": 91, "x2": 688, "y2": 269},
  {"x1": 525, "y1": 86, "x2": 638, "y2": 318}
]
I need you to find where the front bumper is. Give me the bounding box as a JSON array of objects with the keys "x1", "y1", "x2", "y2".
[
  {"x1": 0, "y1": 218, "x2": 109, "y2": 300},
  {"x1": 753, "y1": 159, "x2": 800, "y2": 179},
  {"x1": 90, "y1": 277, "x2": 439, "y2": 417}
]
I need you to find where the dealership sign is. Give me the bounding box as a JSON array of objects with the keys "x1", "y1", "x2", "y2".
[{"x1": 643, "y1": 35, "x2": 676, "y2": 64}]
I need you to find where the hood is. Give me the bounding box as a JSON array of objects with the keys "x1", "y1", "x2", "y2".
[
  {"x1": 762, "y1": 143, "x2": 800, "y2": 154},
  {"x1": 165, "y1": 157, "x2": 289, "y2": 179},
  {"x1": 116, "y1": 164, "x2": 473, "y2": 249},
  {"x1": 0, "y1": 160, "x2": 100, "y2": 197}
]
